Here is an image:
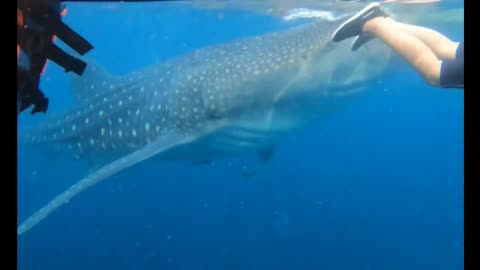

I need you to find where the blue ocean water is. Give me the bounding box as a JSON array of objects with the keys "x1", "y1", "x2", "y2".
[{"x1": 18, "y1": 2, "x2": 464, "y2": 270}]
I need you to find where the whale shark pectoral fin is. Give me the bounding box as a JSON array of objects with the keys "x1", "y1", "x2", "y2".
[{"x1": 17, "y1": 132, "x2": 198, "y2": 236}]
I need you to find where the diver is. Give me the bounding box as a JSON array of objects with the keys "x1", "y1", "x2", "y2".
[
  {"x1": 331, "y1": 2, "x2": 464, "y2": 89},
  {"x1": 17, "y1": 0, "x2": 96, "y2": 116}
]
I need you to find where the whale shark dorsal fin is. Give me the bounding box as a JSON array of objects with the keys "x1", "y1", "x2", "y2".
[{"x1": 70, "y1": 59, "x2": 118, "y2": 103}]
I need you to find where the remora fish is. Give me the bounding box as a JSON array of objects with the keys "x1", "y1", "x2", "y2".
[{"x1": 17, "y1": 18, "x2": 392, "y2": 235}]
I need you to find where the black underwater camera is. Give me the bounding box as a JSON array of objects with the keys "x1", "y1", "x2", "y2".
[{"x1": 17, "y1": 0, "x2": 94, "y2": 115}]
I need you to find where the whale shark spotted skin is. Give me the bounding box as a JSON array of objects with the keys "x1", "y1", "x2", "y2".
[{"x1": 17, "y1": 18, "x2": 392, "y2": 235}]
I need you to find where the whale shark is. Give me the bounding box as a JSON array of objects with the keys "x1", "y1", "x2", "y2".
[{"x1": 17, "y1": 17, "x2": 393, "y2": 235}]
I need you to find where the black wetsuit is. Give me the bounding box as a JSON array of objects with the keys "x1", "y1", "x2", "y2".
[{"x1": 439, "y1": 42, "x2": 464, "y2": 89}]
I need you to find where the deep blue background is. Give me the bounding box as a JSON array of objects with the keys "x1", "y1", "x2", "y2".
[{"x1": 18, "y1": 2, "x2": 464, "y2": 270}]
